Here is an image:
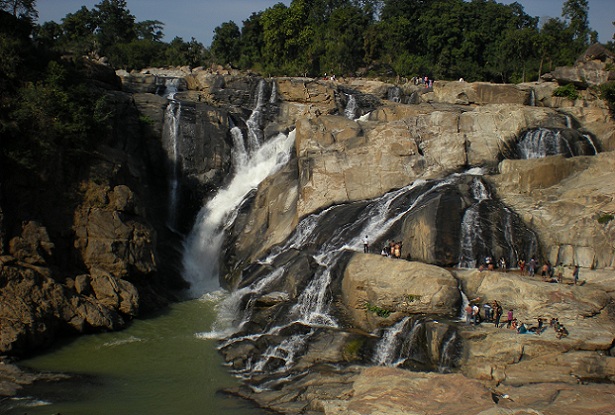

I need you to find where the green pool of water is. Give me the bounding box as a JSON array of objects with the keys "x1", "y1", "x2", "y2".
[{"x1": 3, "y1": 296, "x2": 267, "y2": 415}]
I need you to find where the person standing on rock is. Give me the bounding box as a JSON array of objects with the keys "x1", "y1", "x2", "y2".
[
  {"x1": 363, "y1": 235, "x2": 369, "y2": 253},
  {"x1": 494, "y1": 301, "x2": 503, "y2": 328},
  {"x1": 506, "y1": 309, "x2": 514, "y2": 329},
  {"x1": 573, "y1": 265, "x2": 580, "y2": 285}
]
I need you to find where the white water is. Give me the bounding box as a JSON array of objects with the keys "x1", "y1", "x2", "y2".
[
  {"x1": 518, "y1": 128, "x2": 574, "y2": 159},
  {"x1": 373, "y1": 317, "x2": 411, "y2": 366},
  {"x1": 163, "y1": 98, "x2": 181, "y2": 229},
  {"x1": 182, "y1": 130, "x2": 295, "y2": 298},
  {"x1": 583, "y1": 133, "x2": 599, "y2": 155},
  {"x1": 246, "y1": 80, "x2": 268, "y2": 151},
  {"x1": 344, "y1": 94, "x2": 358, "y2": 120},
  {"x1": 457, "y1": 177, "x2": 490, "y2": 268}
]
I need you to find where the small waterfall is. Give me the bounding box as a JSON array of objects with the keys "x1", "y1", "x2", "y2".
[
  {"x1": 246, "y1": 80, "x2": 269, "y2": 151},
  {"x1": 583, "y1": 134, "x2": 599, "y2": 155},
  {"x1": 269, "y1": 80, "x2": 278, "y2": 104},
  {"x1": 565, "y1": 115, "x2": 573, "y2": 128},
  {"x1": 181, "y1": 131, "x2": 295, "y2": 298},
  {"x1": 438, "y1": 331, "x2": 459, "y2": 373},
  {"x1": 458, "y1": 283, "x2": 470, "y2": 321},
  {"x1": 344, "y1": 94, "x2": 358, "y2": 120},
  {"x1": 529, "y1": 89, "x2": 536, "y2": 106},
  {"x1": 156, "y1": 77, "x2": 182, "y2": 98},
  {"x1": 163, "y1": 98, "x2": 182, "y2": 228},
  {"x1": 387, "y1": 86, "x2": 402, "y2": 103},
  {"x1": 515, "y1": 127, "x2": 598, "y2": 159},
  {"x1": 457, "y1": 177, "x2": 489, "y2": 268},
  {"x1": 373, "y1": 317, "x2": 412, "y2": 366},
  {"x1": 517, "y1": 128, "x2": 566, "y2": 158}
]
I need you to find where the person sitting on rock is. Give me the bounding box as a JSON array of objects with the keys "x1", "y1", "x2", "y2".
[
  {"x1": 556, "y1": 325, "x2": 569, "y2": 339},
  {"x1": 517, "y1": 322, "x2": 528, "y2": 334}
]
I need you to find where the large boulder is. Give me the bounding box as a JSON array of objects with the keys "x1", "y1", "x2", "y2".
[
  {"x1": 493, "y1": 152, "x2": 615, "y2": 268},
  {"x1": 341, "y1": 254, "x2": 460, "y2": 331},
  {"x1": 73, "y1": 184, "x2": 157, "y2": 278}
]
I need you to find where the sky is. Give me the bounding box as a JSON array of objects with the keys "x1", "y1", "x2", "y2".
[{"x1": 36, "y1": 0, "x2": 614, "y2": 47}]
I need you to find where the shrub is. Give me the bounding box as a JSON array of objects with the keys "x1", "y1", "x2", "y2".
[
  {"x1": 599, "y1": 81, "x2": 615, "y2": 112},
  {"x1": 364, "y1": 302, "x2": 392, "y2": 318},
  {"x1": 553, "y1": 83, "x2": 580, "y2": 100},
  {"x1": 597, "y1": 213, "x2": 614, "y2": 225}
]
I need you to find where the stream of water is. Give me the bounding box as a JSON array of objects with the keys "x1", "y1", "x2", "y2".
[{"x1": 3, "y1": 297, "x2": 269, "y2": 415}]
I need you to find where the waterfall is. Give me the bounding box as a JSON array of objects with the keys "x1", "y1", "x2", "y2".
[
  {"x1": 163, "y1": 98, "x2": 182, "y2": 229},
  {"x1": 529, "y1": 89, "x2": 536, "y2": 106},
  {"x1": 583, "y1": 134, "x2": 599, "y2": 155},
  {"x1": 344, "y1": 94, "x2": 358, "y2": 120},
  {"x1": 438, "y1": 331, "x2": 459, "y2": 373},
  {"x1": 373, "y1": 317, "x2": 412, "y2": 366},
  {"x1": 458, "y1": 282, "x2": 470, "y2": 321},
  {"x1": 565, "y1": 115, "x2": 573, "y2": 128},
  {"x1": 246, "y1": 80, "x2": 269, "y2": 152},
  {"x1": 387, "y1": 86, "x2": 402, "y2": 103},
  {"x1": 457, "y1": 177, "x2": 489, "y2": 268},
  {"x1": 156, "y1": 77, "x2": 182, "y2": 98},
  {"x1": 181, "y1": 130, "x2": 295, "y2": 298},
  {"x1": 217, "y1": 179, "x2": 461, "y2": 378}
]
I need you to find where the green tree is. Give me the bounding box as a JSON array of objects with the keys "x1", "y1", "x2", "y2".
[
  {"x1": 210, "y1": 21, "x2": 241, "y2": 66},
  {"x1": 92, "y1": 0, "x2": 136, "y2": 54},
  {"x1": 562, "y1": 0, "x2": 591, "y2": 54},
  {"x1": 135, "y1": 20, "x2": 164, "y2": 42}
]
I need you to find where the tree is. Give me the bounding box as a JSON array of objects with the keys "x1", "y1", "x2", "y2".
[
  {"x1": 92, "y1": 0, "x2": 136, "y2": 54},
  {"x1": 562, "y1": 0, "x2": 590, "y2": 54},
  {"x1": 210, "y1": 21, "x2": 241, "y2": 66},
  {"x1": 135, "y1": 20, "x2": 164, "y2": 42},
  {"x1": 0, "y1": 0, "x2": 36, "y2": 20}
]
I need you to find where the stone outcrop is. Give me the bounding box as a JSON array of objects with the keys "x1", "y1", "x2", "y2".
[
  {"x1": 341, "y1": 255, "x2": 460, "y2": 331},
  {"x1": 493, "y1": 152, "x2": 615, "y2": 268},
  {"x1": 541, "y1": 43, "x2": 615, "y2": 88}
]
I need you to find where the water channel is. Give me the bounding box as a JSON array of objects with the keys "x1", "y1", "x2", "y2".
[{"x1": 4, "y1": 296, "x2": 269, "y2": 415}]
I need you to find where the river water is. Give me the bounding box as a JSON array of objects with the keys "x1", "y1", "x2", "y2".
[{"x1": 4, "y1": 296, "x2": 269, "y2": 415}]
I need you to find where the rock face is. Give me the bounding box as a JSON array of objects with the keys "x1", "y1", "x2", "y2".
[{"x1": 341, "y1": 255, "x2": 460, "y2": 331}]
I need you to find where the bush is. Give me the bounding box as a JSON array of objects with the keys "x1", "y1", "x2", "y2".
[
  {"x1": 553, "y1": 83, "x2": 580, "y2": 100},
  {"x1": 597, "y1": 213, "x2": 614, "y2": 225},
  {"x1": 599, "y1": 81, "x2": 615, "y2": 111}
]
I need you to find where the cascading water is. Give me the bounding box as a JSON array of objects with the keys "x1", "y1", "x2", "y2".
[
  {"x1": 181, "y1": 130, "x2": 295, "y2": 297},
  {"x1": 457, "y1": 175, "x2": 538, "y2": 269},
  {"x1": 373, "y1": 317, "x2": 412, "y2": 366},
  {"x1": 515, "y1": 127, "x2": 598, "y2": 159},
  {"x1": 344, "y1": 94, "x2": 358, "y2": 120},
  {"x1": 163, "y1": 97, "x2": 181, "y2": 229},
  {"x1": 518, "y1": 128, "x2": 571, "y2": 158},
  {"x1": 215, "y1": 178, "x2": 470, "y2": 380},
  {"x1": 457, "y1": 177, "x2": 490, "y2": 268},
  {"x1": 246, "y1": 80, "x2": 268, "y2": 151}
]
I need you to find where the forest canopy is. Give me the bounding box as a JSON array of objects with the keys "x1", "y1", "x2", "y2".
[{"x1": 3, "y1": 0, "x2": 611, "y2": 82}]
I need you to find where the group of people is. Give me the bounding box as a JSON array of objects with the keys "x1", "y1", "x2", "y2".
[
  {"x1": 410, "y1": 75, "x2": 433, "y2": 89},
  {"x1": 479, "y1": 255, "x2": 581, "y2": 285},
  {"x1": 362, "y1": 235, "x2": 405, "y2": 259},
  {"x1": 465, "y1": 301, "x2": 570, "y2": 339},
  {"x1": 381, "y1": 240, "x2": 403, "y2": 259}
]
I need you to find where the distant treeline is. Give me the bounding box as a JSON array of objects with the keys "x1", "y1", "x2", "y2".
[
  {"x1": 13, "y1": 0, "x2": 613, "y2": 82},
  {"x1": 212, "y1": 0, "x2": 613, "y2": 82}
]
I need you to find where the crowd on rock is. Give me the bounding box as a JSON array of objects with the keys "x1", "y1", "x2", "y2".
[
  {"x1": 464, "y1": 300, "x2": 570, "y2": 339},
  {"x1": 480, "y1": 255, "x2": 581, "y2": 285}
]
